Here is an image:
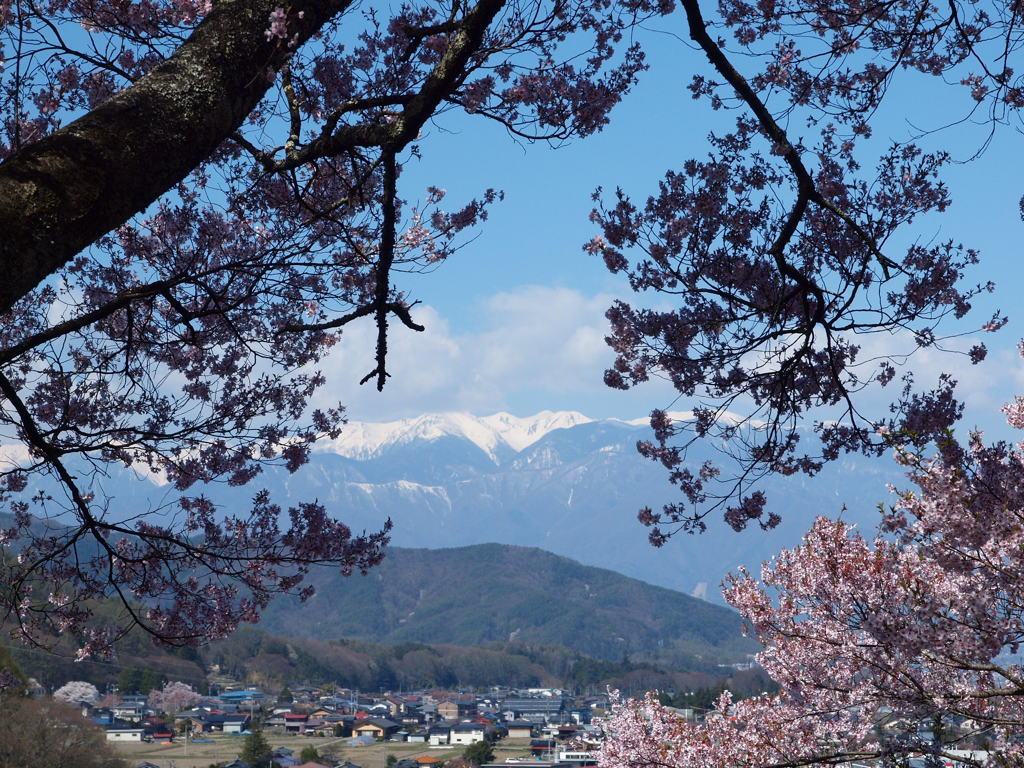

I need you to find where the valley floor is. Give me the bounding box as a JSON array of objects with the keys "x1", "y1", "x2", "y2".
[{"x1": 112, "y1": 734, "x2": 536, "y2": 768}]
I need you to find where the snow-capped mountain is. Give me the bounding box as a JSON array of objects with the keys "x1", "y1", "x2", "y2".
[{"x1": 318, "y1": 410, "x2": 595, "y2": 461}]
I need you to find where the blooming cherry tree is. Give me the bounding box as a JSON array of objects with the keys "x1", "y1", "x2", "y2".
[
  {"x1": 96, "y1": 692, "x2": 122, "y2": 708},
  {"x1": 600, "y1": 350, "x2": 1024, "y2": 768},
  {"x1": 53, "y1": 680, "x2": 100, "y2": 706},
  {"x1": 148, "y1": 681, "x2": 203, "y2": 714},
  {"x1": 592, "y1": 0, "x2": 1014, "y2": 532}
]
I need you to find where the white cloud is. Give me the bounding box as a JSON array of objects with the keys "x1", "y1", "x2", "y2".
[
  {"x1": 312, "y1": 304, "x2": 466, "y2": 418},
  {"x1": 310, "y1": 285, "x2": 669, "y2": 421},
  {"x1": 313, "y1": 284, "x2": 1024, "y2": 431},
  {"x1": 0, "y1": 442, "x2": 32, "y2": 470},
  {"x1": 472, "y1": 286, "x2": 612, "y2": 389}
]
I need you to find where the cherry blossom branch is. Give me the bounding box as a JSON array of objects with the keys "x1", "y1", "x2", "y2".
[
  {"x1": 0, "y1": 0, "x2": 668, "y2": 657},
  {"x1": 681, "y1": 0, "x2": 895, "y2": 298},
  {"x1": 278, "y1": 300, "x2": 425, "y2": 334},
  {"x1": 267, "y1": 0, "x2": 508, "y2": 172}
]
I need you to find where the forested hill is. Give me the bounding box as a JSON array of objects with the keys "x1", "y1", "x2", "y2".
[{"x1": 256, "y1": 543, "x2": 757, "y2": 667}]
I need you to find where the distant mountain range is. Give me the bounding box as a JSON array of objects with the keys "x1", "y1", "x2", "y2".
[
  {"x1": 322, "y1": 410, "x2": 603, "y2": 460},
  {"x1": 249, "y1": 410, "x2": 902, "y2": 601},
  {"x1": 256, "y1": 542, "x2": 758, "y2": 667},
  {"x1": 10, "y1": 409, "x2": 904, "y2": 602}
]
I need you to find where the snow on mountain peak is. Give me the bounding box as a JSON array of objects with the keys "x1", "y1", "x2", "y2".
[
  {"x1": 318, "y1": 410, "x2": 594, "y2": 460},
  {"x1": 480, "y1": 410, "x2": 592, "y2": 452}
]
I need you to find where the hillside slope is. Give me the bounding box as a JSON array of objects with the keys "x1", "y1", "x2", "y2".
[{"x1": 257, "y1": 542, "x2": 757, "y2": 666}]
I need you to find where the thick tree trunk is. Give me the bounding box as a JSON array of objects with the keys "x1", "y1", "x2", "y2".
[{"x1": 0, "y1": 0, "x2": 352, "y2": 314}]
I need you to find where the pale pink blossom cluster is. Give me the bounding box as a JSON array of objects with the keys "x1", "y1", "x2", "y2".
[
  {"x1": 148, "y1": 681, "x2": 203, "y2": 714},
  {"x1": 53, "y1": 680, "x2": 99, "y2": 706},
  {"x1": 1004, "y1": 397, "x2": 1024, "y2": 429},
  {"x1": 169, "y1": 0, "x2": 211, "y2": 24},
  {"x1": 265, "y1": 7, "x2": 288, "y2": 41}
]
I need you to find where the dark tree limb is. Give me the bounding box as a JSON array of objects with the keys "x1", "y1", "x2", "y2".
[{"x1": 0, "y1": 0, "x2": 355, "y2": 315}]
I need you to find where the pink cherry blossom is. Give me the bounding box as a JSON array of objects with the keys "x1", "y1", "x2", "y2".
[
  {"x1": 53, "y1": 680, "x2": 99, "y2": 705},
  {"x1": 148, "y1": 681, "x2": 203, "y2": 714},
  {"x1": 265, "y1": 7, "x2": 289, "y2": 41}
]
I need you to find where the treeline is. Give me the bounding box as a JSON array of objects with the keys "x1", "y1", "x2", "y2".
[
  {"x1": 1, "y1": 644, "x2": 207, "y2": 694},
  {"x1": 205, "y1": 627, "x2": 741, "y2": 695},
  {"x1": 207, "y1": 629, "x2": 557, "y2": 690},
  {"x1": 3, "y1": 596, "x2": 759, "y2": 697},
  {"x1": 4, "y1": 619, "x2": 757, "y2": 696},
  {"x1": 116, "y1": 664, "x2": 210, "y2": 695},
  {"x1": 657, "y1": 667, "x2": 780, "y2": 710}
]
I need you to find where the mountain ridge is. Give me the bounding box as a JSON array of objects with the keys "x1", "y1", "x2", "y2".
[
  {"x1": 281, "y1": 411, "x2": 895, "y2": 598},
  {"x1": 317, "y1": 410, "x2": 617, "y2": 461}
]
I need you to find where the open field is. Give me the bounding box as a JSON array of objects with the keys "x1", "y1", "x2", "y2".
[{"x1": 112, "y1": 734, "x2": 536, "y2": 768}]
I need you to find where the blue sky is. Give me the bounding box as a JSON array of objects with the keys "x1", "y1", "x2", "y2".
[{"x1": 322, "y1": 23, "x2": 1024, "y2": 440}]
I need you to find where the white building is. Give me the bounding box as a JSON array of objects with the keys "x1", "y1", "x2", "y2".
[
  {"x1": 105, "y1": 728, "x2": 145, "y2": 742},
  {"x1": 450, "y1": 723, "x2": 487, "y2": 745}
]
